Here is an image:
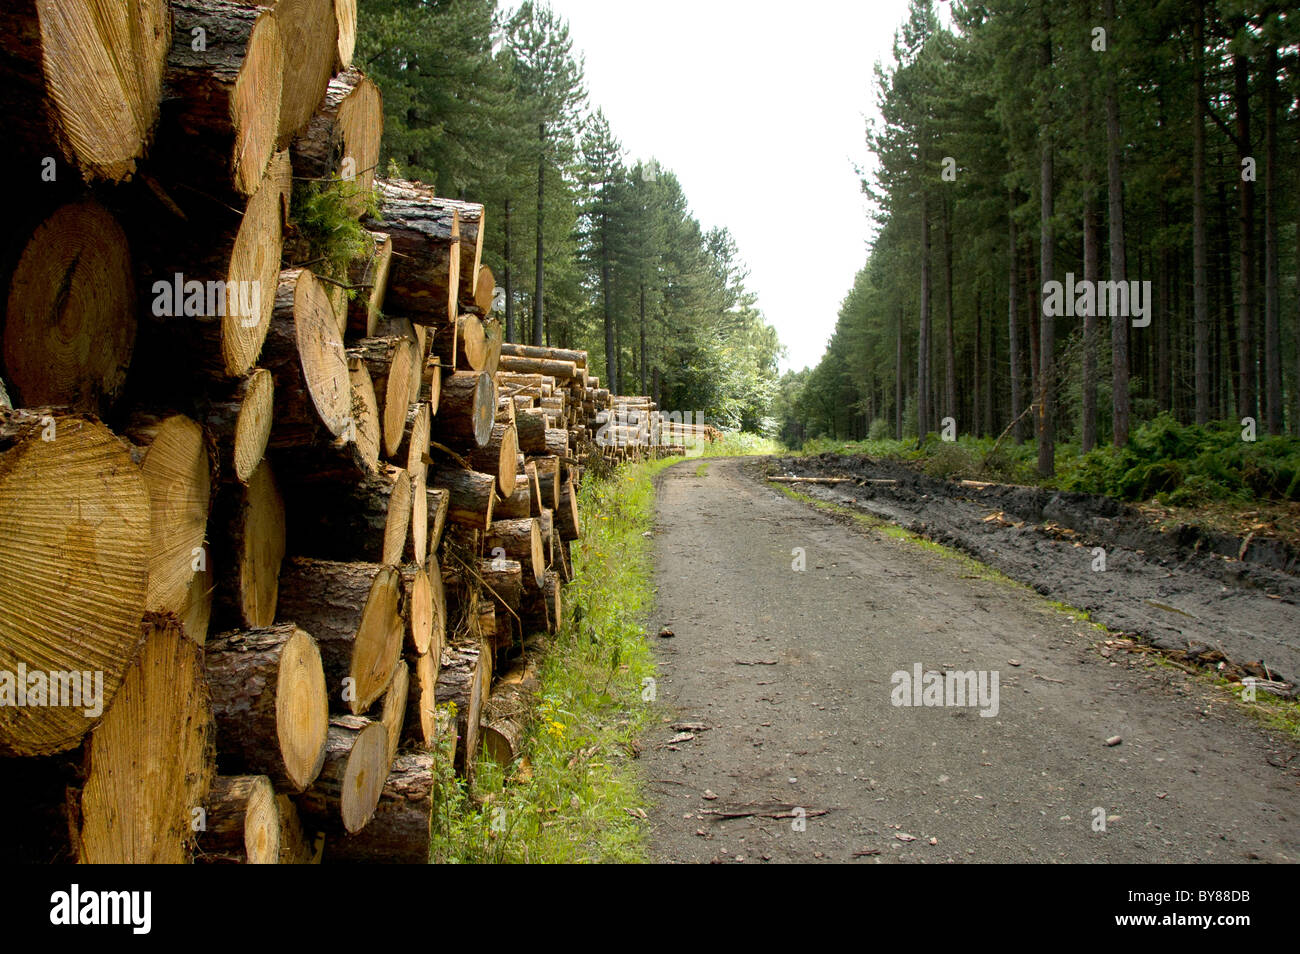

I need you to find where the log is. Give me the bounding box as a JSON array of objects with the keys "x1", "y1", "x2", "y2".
[
  {"x1": 534, "y1": 456, "x2": 560, "y2": 510},
  {"x1": 409, "y1": 465, "x2": 428, "y2": 563},
  {"x1": 347, "y1": 336, "x2": 417, "y2": 461},
  {"x1": 474, "y1": 265, "x2": 496, "y2": 315},
  {"x1": 468, "y1": 422, "x2": 518, "y2": 496},
  {"x1": 537, "y1": 508, "x2": 555, "y2": 568},
  {"x1": 480, "y1": 654, "x2": 540, "y2": 767},
  {"x1": 263, "y1": 268, "x2": 352, "y2": 446},
  {"x1": 525, "y1": 459, "x2": 544, "y2": 517},
  {"x1": 250, "y1": 0, "x2": 338, "y2": 150},
  {"x1": 544, "y1": 427, "x2": 570, "y2": 458},
  {"x1": 3, "y1": 200, "x2": 135, "y2": 412},
  {"x1": 197, "y1": 775, "x2": 281, "y2": 864},
  {"x1": 396, "y1": 401, "x2": 431, "y2": 481},
  {"x1": 77, "y1": 614, "x2": 215, "y2": 863},
  {"x1": 439, "y1": 199, "x2": 485, "y2": 306},
  {"x1": 431, "y1": 467, "x2": 495, "y2": 532},
  {"x1": 294, "y1": 715, "x2": 389, "y2": 834},
  {"x1": 498, "y1": 354, "x2": 579, "y2": 381},
  {"x1": 0, "y1": 412, "x2": 150, "y2": 757},
  {"x1": 200, "y1": 367, "x2": 274, "y2": 484},
  {"x1": 492, "y1": 476, "x2": 532, "y2": 520},
  {"x1": 212, "y1": 457, "x2": 285, "y2": 628},
  {"x1": 162, "y1": 0, "x2": 284, "y2": 195},
  {"x1": 432, "y1": 314, "x2": 488, "y2": 372},
  {"x1": 346, "y1": 231, "x2": 392, "y2": 338},
  {"x1": 127, "y1": 413, "x2": 213, "y2": 641},
  {"x1": 430, "y1": 371, "x2": 495, "y2": 448},
  {"x1": 289, "y1": 65, "x2": 382, "y2": 212},
  {"x1": 275, "y1": 792, "x2": 321, "y2": 863},
  {"x1": 446, "y1": 558, "x2": 523, "y2": 613},
  {"x1": 368, "y1": 179, "x2": 460, "y2": 323},
  {"x1": 346, "y1": 357, "x2": 382, "y2": 473},
  {"x1": 0, "y1": 0, "x2": 169, "y2": 184},
  {"x1": 205, "y1": 624, "x2": 329, "y2": 792},
  {"x1": 378, "y1": 660, "x2": 408, "y2": 764},
  {"x1": 399, "y1": 564, "x2": 434, "y2": 656},
  {"x1": 557, "y1": 471, "x2": 582, "y2": 541},
  {"x1": 515, "y1": 408, "x2": 549, "y2": 453},
  {"x1": 521, "y1": 570, "x2": 560, "y2": 634},
  {"x1": 282, "y1": 464, "x2": 410, "y2": 564},
  {"x1": 320, "y1": 750, "x2": 433, "y2": 862},
  {"x1": 486, "y1": 517, "x2": 544, "y2": 588},
  {"x1": 435, "y1": 638, "x2": 487, "y2": 776},
  {"x1": 275, "y1": 558, "x2": 404, "y2": 715},
  {"x1": 499, "y1": 343, "x2": 587, "y2": 368},
  {"x1": 333, "y1": 0, "x2": 356, "y2": 69},
  {"x1": 137, "y1": 149, "x2": 289, "y2": 380},
  {"x1": 427, "y1": 486, "x2": 450, "y2": 552},
  {"x1": 404, "y1": 650, "x2": 439, "y2": 748}
]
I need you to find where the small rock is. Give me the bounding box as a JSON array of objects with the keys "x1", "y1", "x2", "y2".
[
  {"x1": 658, "y1": 626, "x2": 674, "y2": 638},
  {"x1": 703, "y1": 789, "x2": 717, "y2": 801},
  {"x1": 928, "y1": 837, "x2": 937, "y2": 846},
  {"x1": 1104, "y1": 735, "x2": 1122, "y2": 747},
  {"x1": 1008, "y1": 659, "x2": 1022, "y2": 667},
  {"x1": 896, "y1": 833, "x2": 917, "y2": 842}
]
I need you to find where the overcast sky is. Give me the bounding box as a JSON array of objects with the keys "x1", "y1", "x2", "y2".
[{"x1": 546, "y1": 0, "x2": 915, "y2": 373}]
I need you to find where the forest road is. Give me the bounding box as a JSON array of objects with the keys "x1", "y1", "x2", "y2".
[{"x1": 639, "y1": 456, "x2": 1299, "y2": 863}]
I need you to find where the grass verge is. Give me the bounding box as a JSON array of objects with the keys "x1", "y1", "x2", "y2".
[
  {"x1": 769, "y1": 478, "x2": 1300, "y2": 742},
  {"x1": 427, "y1": 455, "x2": 678, "y2": 862}
]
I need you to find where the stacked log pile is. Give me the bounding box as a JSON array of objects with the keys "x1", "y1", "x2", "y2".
[
  {"x1": 0, "y1": 0, "x2": 724, "y2": 865},
  {"x1": 0, "y1": 0, "x2": 623, "y2": 866}
]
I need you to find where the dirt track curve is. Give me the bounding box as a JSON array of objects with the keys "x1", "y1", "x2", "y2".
[{"x1": 639, "y1": 457, "x2": 1299, "y2": 863}]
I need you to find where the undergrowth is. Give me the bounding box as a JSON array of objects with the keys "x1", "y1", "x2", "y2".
[{"x1": 426, "y1": 456, "x2": 678, "y2": 862}]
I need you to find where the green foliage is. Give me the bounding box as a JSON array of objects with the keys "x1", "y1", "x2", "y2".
[
  {"x1": 289, "y1": 177, "x2": 379, "y2": 280},
  {"x1": 1058, "y1": 415, "x2": 1300, "y2": 503}
]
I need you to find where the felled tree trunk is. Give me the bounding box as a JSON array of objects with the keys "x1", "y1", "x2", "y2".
[
  {"x1": 486, "y1": 517, "x2": 544, "y2": 588},
  {"x1": 435, "y1": 639, "x2": 487, "y2": 776},
  {"x1": 211, "y1": 457, "x2": 285, "y2": 629},
  {"x1": 205, "y1": 624, "x2": 329, "y2": 792},
  {"x1": 196, "y1": 775, "x2": 281, "y2": 864},
  {"x1": 0, "y1": 0, "x2": 170, "y2": 184},
  {"x1": 3, "y1": 200, "x2": 136, "y2": 413},
  {"x1": 431, "y1": 370, "x2": 495, "y2": 448},
  {"x1": 290, "y1": 65, "x2": 382, "y2": 212},
  {"x1": 0, "y1": 411, "x2": 150, "y2": 757},
  {"x1": 293, "y1": 715, "x2": 389, "y2": 835},
  {"x1": 284, "y1": 464, "x2": 411, "y2": 564},
  {"x1": 368, "y1": 179, "x2": 460, "y2": 323},
  {"x1": 275, "y1": 557, "x2": 404, "y2": 715},
  {"x1": 468, "y1": 422, "x2": 518, "y2": 496},
  {"x1": 77, "y1": 614, "x2": 215, "y2": 863},
  {"x1": 321, "y1": 750, "x2": 434, "y2": 863},
  {"x1": 161, "y1": 0, "x2": 284, "y2": 196},
  {"x1": 347, "y1": 231, "x2": 392, "y2": 338},
  {"x1": 480, "y1": 655, "x2": 540, "y2": 767},
  {"x1": 430, "y1": 467, "x2": 495, "y2": 532},
  {"x1": 199, "y1": 368, "x2": 274, "y2": 485},
  {"x1": 123, "y1": 413, "x2": 213, "y2": 643}
]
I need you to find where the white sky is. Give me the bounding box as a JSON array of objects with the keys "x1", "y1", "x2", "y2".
[{"x1": 547, "y1": 0, "x2": 915, "y2": 372}]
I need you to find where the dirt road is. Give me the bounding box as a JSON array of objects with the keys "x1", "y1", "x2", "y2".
[{"x1": 640, "y1": 457, "x2": 1299, "y2": 863}]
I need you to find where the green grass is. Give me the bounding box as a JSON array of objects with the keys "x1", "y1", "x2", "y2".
[
  {"x1": 426, "y1": 456, "x2": 678, "y2": 863},
  {"x1": 694, "y1": 461, "x2": 709, "y2": 477},
  {"x1": 772, "y1": 478, "x2": 1300, "y2": 742},
  {"x1": 707, "y1": 431, "x2": 785, "y2": 456}
]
